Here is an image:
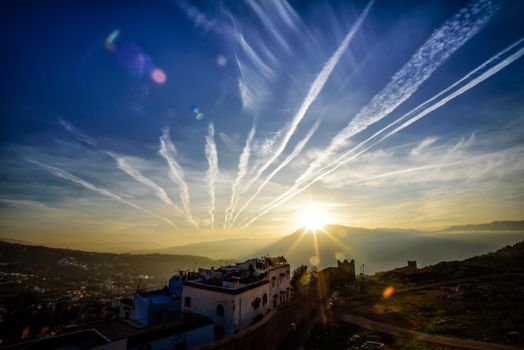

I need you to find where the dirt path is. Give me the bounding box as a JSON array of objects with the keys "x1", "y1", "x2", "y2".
[{"x1": 335, "y1": 313, "x2": 523, "y2": 350}]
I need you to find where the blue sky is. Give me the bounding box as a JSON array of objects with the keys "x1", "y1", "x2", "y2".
[{"x1": 1, "y1": 0, "x2": 524, "y2": 251}]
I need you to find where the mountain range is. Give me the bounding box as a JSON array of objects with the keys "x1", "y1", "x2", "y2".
[{"x1": 2, "y1": 221, "x2": 524, "y2": 274}]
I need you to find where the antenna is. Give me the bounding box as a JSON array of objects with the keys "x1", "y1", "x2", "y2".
[{"x1": 136, "y1": 279, "x2": 142, "y2": 293}]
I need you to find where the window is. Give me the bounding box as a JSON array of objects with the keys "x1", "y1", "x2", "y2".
[
  {"x1": 252, "y1": 297, "x2": 261, "y2": 310},
  {"x1": 184, "y1": 296, "x2": 191, "y2": 307},
  {"x1": 262, "y1": 293, "x2": 268, "y2": 306},
  {"x1": 216, "y1": 304, "x2": 224, "y2": 317}
]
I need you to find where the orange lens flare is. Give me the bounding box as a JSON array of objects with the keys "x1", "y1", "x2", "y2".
[{"x1": 382, "y1": 286, "x2": 395, "y2": 299}]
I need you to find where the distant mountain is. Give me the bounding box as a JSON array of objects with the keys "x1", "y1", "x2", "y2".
[
  {"x1": 0, "y1": 240, "x2": 232, "y2": 282},
  {"x1": 0, "y1": 237, "x2": 35, "y2": 245},
  {"x1": 252, "y1": 223, "x2": 524, "y2": 273},
  {"x1": 441, "y1": 220, "x2": 524, "y2": 232},
  {"x1": 135, "y1": 237, "x2": 279, "y2": 260}
]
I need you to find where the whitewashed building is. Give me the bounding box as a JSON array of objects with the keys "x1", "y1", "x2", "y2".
[{"x1": 182, "y1": 257, "x2": 290, "y2": 338}]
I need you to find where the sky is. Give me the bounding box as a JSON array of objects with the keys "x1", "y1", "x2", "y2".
[{"x1": 1, "y1": 0, "x2": 524, "y2": 252}]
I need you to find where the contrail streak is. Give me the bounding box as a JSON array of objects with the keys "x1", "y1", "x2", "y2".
[
  {"x1": 205, "y1": 123, "x2": 219, "y2": 227},
  {"x1": 27, "y1": 159, "x2": 176, "y2": 228},
  {"x1": 230, "y1": 119, "x2": 320, "y2": 226},
  {"x1": 58, "y1": 118, "x2": 97, "y2": 147},
  {"x1": 59, "y1": 119, "x2": 181, "y2": 216},
  {"x1": 159, "y1": 127, "x2": 198, "y2": 228},
  {"x1": 296, "y1": 0, "x2": 499, "y2": 185},
  {"x1": 241, "y1": 37, "x2": 524, "y2": 228},
  {"x1": 224, "y1": 123, "x2": 256, "y2": 226},
  {"x1": 106, "y1": 152, "x2": 181, "y2": 213},
  {"x1": 227, "y1": 0, "x2": 373, "y2": 224}
]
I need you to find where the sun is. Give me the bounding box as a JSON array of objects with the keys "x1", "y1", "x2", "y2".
[{"x1": 296, "y1": 206, "x2": 329, "y2": 232}]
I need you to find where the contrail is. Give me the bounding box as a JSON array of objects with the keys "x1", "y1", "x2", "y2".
[
  {"x1": 58, "y1": 118, "x2": 97, "y2": 147},
  {"x1": 27, "y1": 159, "x2": 176, "y2": 228},
  {"x1": 296, "y1": 0, "x2": 499, "y2": 186},
  {"x1": 106, "y1": 152, "x2": 181, "y2": 214},
  {"x1": 205, "y1": 122, "x2": 219, "y2": 226},
  {"x1": 59, "y1": 119, "x2": 181, "y2": 215},
  {"x1": 241, "y1": 37, "x2": 524, "y2": 228},
  {"x1": 224, "y1": 123, "x2": 256, "y2": 226},
  {"x1": 227, "y1": 0, "x2": 373, "y2": 223},
  {"x1": 242, "y1": 0, "x2": 374, "y2": 191},
  {"x1": 230, "y1": 119, "x2": 320, "y2": 226},
  {"x1": 159, "y1": 127, "x2": 198, "y2": 228}
]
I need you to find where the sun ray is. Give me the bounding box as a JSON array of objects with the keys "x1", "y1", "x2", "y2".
[{"x1": 285, "y1": 229, "x2": 308, "y2": 257}]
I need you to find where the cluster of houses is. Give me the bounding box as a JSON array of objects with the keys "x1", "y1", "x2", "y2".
[
  {"x1": 8, "y1": 256, "x2": 291, "y2": 350},
  {"x1": 121, "y1": 256, "x2": 290, "y2": 337}
]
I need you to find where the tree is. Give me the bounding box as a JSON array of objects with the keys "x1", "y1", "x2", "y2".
[{"x1": 291, "y1": 264, "x2": 308, "y2": 291}]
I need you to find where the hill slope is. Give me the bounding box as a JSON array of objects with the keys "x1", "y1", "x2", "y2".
[
  {"x1": 135, "y1": 237, "x2": 278, "y2": 259},
  {"x1": 441, "y1": 220, "x2": 524, "y2": 232},
  {"x1": 0, "y1": 240, "x2": 231, "y2": 283},
  {"x1": 254, "y1": 224, "x2": 524, "y2": 273}
]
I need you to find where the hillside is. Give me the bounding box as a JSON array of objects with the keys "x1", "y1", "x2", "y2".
[
  {"x1": 336, "y1": 241, "x2": 524, "y2": 348},
  {"x1": 0, "y1": 240, "x2": 232, "y2": 299},
  {"x1": 135, "y1": 237, "x2": 278, "y2": 259},
  {"x1": 253, "y1": 224, "x2": 524, "y2": 273},
  {"x1": 441, "y1": 220, "x2": 524, "y2": 232}
]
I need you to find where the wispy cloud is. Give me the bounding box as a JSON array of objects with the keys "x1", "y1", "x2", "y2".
[
  {"x1": 298, "y1": 0, "x2": 499, "y2": 183},
  {"x1": 58, "y1": 118, "x2": 96, "y2": 147},
  {"x1": 107, "y1": 152, "x2": 180, "y2": 212},
  {"x1": 204, "y1": 123, "x2": 219, "y2": 226},
  {"x1": 59, "y1": 119, "x2": 181, "y2": 216},
  {"x1": 176, "y1": 1, "x2": 217, "y2": 32},
  {"x1": 159, "y1": 127, "x2": 198, "y2": 228},
  {"x1": 224, "y1": 123, "x2": 256, "y2": 226},
  {"x1": 26, "y1": 159, "x2": 176, "y2": 228},
  {"x1": 410, "y1": 137, "x2": 439, "y2": 157},
  {"x1": 219, "y1": 132, "x2": 241, "y2": 153},
  {"x1": 242, "y1": 35, "x2": 524, "y2": 228},
  {"x1": 228, "y1": 1, "x2": 374, "y2": 224},
  {"x1": 231, "y1": 119, "x2": 320, "y2": 226}
]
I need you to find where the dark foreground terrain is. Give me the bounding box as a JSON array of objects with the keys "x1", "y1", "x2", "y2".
[{"x1": 302, "y1": 241, "x2": 524, "y2": 349}]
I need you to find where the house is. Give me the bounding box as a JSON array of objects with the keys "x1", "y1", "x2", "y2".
[
  {"x1": 181, "y1": 257, "x2": 291, "y2": 338},
  {"x1": 122, "y1": 271, "x2": 200, "y2": 326}
]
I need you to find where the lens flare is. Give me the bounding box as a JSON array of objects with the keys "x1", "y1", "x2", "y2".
[
  {"x1": 151, "y1": 68, "x2": 167, "y2": 84},
  {"x1": 217, "y1": 55, "x2": 227, "y2": 67},
  {"x1": 105, "y1": 29, "x2": 120, "y2": 52},
  {"x1": 309, "y1": 256, "x2": 320, "y2": 266},
  {"x1": 382, "y1": 286, "x2": 395, "y2": 299}
]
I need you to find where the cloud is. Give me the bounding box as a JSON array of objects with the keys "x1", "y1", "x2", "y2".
[
  {"x1": 236, "y1": 0, "x2": 374, "y2": 211},
  {"x1": 58, "y1": 118, "x2": 96, "y2": 147},
  {"x1": 242, "y1": 34, "x2": 524, "y2": 229},
  {"x1": 159, "y1": 127, "x2": 198, "y2": 228},
  {"x1": 224, "y1": 123, "x2": 256, "y2": 226},
  {"x1": 298, "y1": 0, "x2": 499, "y2": 184},
  {"x1": 219, "y1": 132, "x2": 241, "y2": 153},
  {"x1": 231, "y1": 119, "x2": 320, "y2": 226},
  {"x1": 107, "y1": 152, "x2": 180, "y2": 212},
  {"x1": 410, "y1": 137, "x2": 438, "y2": 157},
  {"x1": 205, "y1": 123, "x2": 219, "y2": 226},
  {"x1": 26, "y1": 159, "x2": 176, "y2": 228},
  {"x1": 59, "y1": 118, "x2": 181, "y2": 216}
]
